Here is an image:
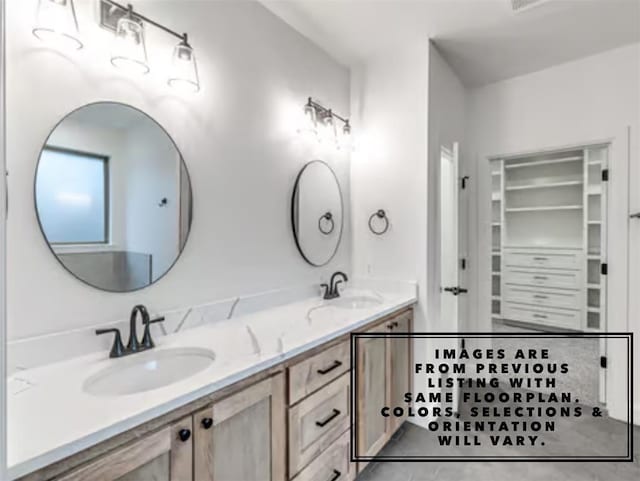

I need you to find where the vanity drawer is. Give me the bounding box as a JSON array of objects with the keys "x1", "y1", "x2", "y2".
[
  {"x1": 289, "y1": 340, "x2": 350, "y2": 405},
  {"x1": 503, "y1": 302, "x2": 581, "y2": 330},
  {"x1": 504, "y1": 250, "x2": 582, "y2": 270},
  {"x1": 292, "y1": 430, "x2": 354, "y2": 481},
  {"x1": 503, "y1": 285, "x2": 581, "y2": 310},
  {"x1": 504, "y1": 267, "x2": 581, "y2": 289},
  {"x1": 289, "y1": 372, "x2": 350, "y2": 476}
]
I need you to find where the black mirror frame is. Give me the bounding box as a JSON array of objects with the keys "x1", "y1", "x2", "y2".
[
  {"x1": 291, "y1": 160, "x2": 344, "y2": 267},
  {"x1": 33, "y1": 101, "x2": 194, "y2": 293}
]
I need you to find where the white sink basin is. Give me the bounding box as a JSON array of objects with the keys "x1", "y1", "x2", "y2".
[
  {"x1": 83, "y1": 347, "x2": 215, "y2": 397},
  {"x1": 330, "y1": 295, "x2": 383, "y2": 309}
]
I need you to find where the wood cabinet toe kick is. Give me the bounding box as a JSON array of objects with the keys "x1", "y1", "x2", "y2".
[{"x1": 18, "y1": 305, "x2": 413, "y2": 481}]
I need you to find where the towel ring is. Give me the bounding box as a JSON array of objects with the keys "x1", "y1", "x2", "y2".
[
  {"x1": 368, "y1": 209, "x2": 389, "y2": 235},
  {"x1": 318, "y1": 212, "x2": 335, "y2": 235}
]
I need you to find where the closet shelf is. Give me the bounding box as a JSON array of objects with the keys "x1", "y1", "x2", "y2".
[
  {"x1": 492, "y1": 193, "x2": 502, "y2": 201},
  {"x1": 504, "y1": 156, "x2": 582, "y2": 170},
  {"x1": 587, "y1": 220, "x2": 601, "y2": 225},
  {"x1": 587, "y1": 186, "x2": 602, "y2": 195},
  {"x1": 505, "y1": 180, "x2": 582, "y2": 191},
  {"x1": 587, "y1": 283, "x2": 601, "y2": 289},
  {"x1": 505, "y1": 205, "x2": 582, "y2": 212}
]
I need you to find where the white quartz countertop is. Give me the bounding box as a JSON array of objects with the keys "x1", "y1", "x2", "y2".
[{"x1": 8, "y1": 287, "x2": 416, "y2": 480}]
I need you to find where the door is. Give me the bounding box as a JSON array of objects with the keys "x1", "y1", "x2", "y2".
[
  {"x1": 355, "y1": 322, "x2": 389, "y2": 463},
  {"x1": 56, "y1": 418, "x2": 193, "y2": 481},
  {"x1": 440, "y1": 143, "x2": 463, "y2": 329},
  {"x1": 193, "y1": 374, "x2": 286, "y2": 481}
]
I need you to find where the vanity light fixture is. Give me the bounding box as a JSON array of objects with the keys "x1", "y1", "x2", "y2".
[
  {"x1": 110, "y1": 5, "x2": 149, "y2": 75},
  {"x1": 300, "y1": 98, "x2": 353, "y2": 151},
  {"x1": 100, "y1": 0, "x2": 200, "y2": 91},
  {"x1": 33, "y1": 0, "x2": 83, "y2": 51}
]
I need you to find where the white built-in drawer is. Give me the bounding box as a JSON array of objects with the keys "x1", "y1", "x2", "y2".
[
  {"x1": 503, "y1": 302, "x2": 581, "y2": 330},
  {"x1": 504, "y1": 248, "x2": 582, "y2": 270},
  {"x1": 503, "y1": 285, "x2": 581, "y2": 310},
  {"x1": 504, "y1": 267, "x2": 581, "y2": 289}
]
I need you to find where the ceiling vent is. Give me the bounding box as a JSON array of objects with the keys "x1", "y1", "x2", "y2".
[{"x1": 510, "y1": 0, "x2": 552, "y2": 13}]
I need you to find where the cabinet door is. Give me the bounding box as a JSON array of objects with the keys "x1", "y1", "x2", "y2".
[
  {"x1": 355, "y1": 322, "x2": 390, "y2": 462},
  {"x1": 194, "y1": 373, "x2": 286, "y2": 481},
  {"x1": 389, "y1": 313, "x2": 412, "y2": 434},
  {"x1": 56, "y1": 418, "x2": 193, "y2": 481}
]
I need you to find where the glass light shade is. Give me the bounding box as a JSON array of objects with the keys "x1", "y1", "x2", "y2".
[
  {"x1": 338, "y1": 121, "x2": 353, "y2": 151},
  {"x1": 168, "y1": 42, "x2": 200, "y2": 93},
  {"x1": 33, "y1": 0, "x2": 83, "y2": 51},
  {"x1": 110, "y1": 17, "x2": 149, "y2": 75},
  {"x1": 318, "y1": 113, "x2": 336, "y2": 145},
  {"x1": 298, "y1": 103, "x2": 318, "y2": 139}
]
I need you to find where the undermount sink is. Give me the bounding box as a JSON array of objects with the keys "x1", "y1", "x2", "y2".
[
  {"x1": 83, "y1": 347, "x2": 215, "y2": 397},
  {"x1": 330, "y1": 295, "x2": 383, "y2": 309}
]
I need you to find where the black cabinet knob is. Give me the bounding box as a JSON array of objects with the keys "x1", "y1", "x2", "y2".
[
  {"x1": 178, "y1": 428, "x2": 191, "y2": 442},
  {"x1": 201, "y1": 417, "x2": 213, "y2": 430}
]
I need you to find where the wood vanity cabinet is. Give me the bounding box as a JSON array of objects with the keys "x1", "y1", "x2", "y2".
[
  {"x1": 355, "y1": 310, "x2": 412, "y2": 466},
  {"x1": 54, "y1": 417, "x2": 194, "y2": 481},
  {"x1": 193, "y1": 373, "x2": 286, "y2": 481}
]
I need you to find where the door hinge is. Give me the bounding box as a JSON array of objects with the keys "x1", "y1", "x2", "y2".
[
  {"x1": 461, "y1": 175, "x2": 470, "y2": 190},
  {"x1": 602, "y1": 169, "x2": 609, "y2": 182},
  {"x1": 601, "y1": 263, "x2": 608, "y2": 275},
  {"x1": 600, "y1": 356, "x2": 607, "y2": 369},
  {"x1": 461, "y1": 258, "x2": 467, "y2": 270}
]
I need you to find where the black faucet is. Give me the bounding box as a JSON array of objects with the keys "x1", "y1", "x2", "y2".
[
  {"x1": 321, "y1": 271, "x2": 348, "y2": 300},
  {"x1": 96, "y1": 304, "x2": 165, "y2": 358}
]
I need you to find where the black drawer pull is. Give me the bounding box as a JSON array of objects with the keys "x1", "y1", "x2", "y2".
[
  {"x1": 316, "y1": 409, "x2": 341, "y2": 427},
  {"x1": 533, "y1": 276, "x2": 548, "y2": 280},
  {"x1": 533, "y1": 295, "x2": 548, "y2": 299},
  {"x1": 317, "y1": 360, "x2": 342, "y2": 375},
  {"x1": 329, "y1": 469, "x2": 342, "y2": 481},
  {"x1": 533, "y1": 313, "x2": 548, "y2": 319},
  {"x1": 533, "y1": 257, "x2": 548, "y2": 261},
  {"x1": 178, "y1": 429, "x2": 191, "y2": 442}
]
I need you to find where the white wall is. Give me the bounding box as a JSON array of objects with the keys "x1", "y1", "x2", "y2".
[
  {"x1": 467, "y1": 43, "x2": 640, "y2": 422},
  {"x1": 6, "y1": 0, "x2": 351, "y2": 341},
  {"x1": 427, "y1": 43, "x2": 468, "y2": 333},
  {"x1": 350, "y1": 44, "x2": 430, "y2": 425},
  {"x1": 122, "y1": 121, "x2": 180, "y2": 280}
]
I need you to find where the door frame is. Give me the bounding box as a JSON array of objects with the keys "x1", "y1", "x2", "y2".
[
  {"x1": 1, "y1": 1, "x2": 7, "y2": 477},
  {"x1": 479, "y1": 133, "x2": 629, "y2": 422}
]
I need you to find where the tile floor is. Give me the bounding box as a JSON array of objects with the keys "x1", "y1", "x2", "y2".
[{"x1": 358, "y1": 421, "x2": 639, "y2": 481}]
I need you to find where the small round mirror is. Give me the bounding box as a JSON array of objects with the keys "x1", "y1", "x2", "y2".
[
  {"x1": 291, "y1": 160, "x2": 343, "y2": 266},
  {"x1": 34, "y1": 102, "x2": 193, "y2": 292}
]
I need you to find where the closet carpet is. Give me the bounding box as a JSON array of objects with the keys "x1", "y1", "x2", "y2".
[{"x1": 492, "y1": 319, "x2": 600, "y2": 408}]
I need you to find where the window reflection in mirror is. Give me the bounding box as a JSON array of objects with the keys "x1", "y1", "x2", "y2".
[{"x1": 34, "y1": 102, "x2": 193, "y2": 292}]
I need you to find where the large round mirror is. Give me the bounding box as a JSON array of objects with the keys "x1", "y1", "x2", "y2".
[
  {"x1": 35, "y1": 102, "x2": 193, "y2": 292},
  {"x1": 291, "y1": 160, "x2": 343, "y2": 266}
]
